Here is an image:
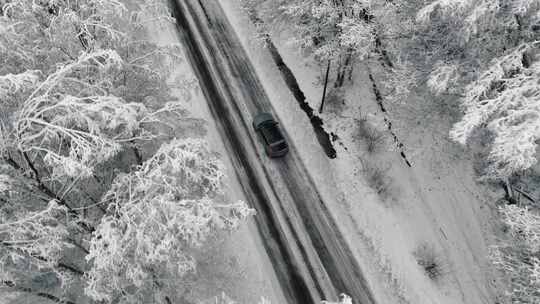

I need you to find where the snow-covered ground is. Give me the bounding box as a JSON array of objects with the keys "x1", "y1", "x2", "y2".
[{"x1": 215, "y1": 1, "x2": 504, "y2": 304}]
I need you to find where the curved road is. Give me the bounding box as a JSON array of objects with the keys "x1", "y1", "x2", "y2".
[{"x1": 169, "y1": 1, "x2": 376, "y2": 304}]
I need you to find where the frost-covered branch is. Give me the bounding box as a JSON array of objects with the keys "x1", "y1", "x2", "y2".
[
  {"x1": 274, "y1": 0, "x2": 375, "y2": 62},
  {"x1": 0, "y1": 200, "x2": 71, "y2": 272},
  {"x1": 450, "y1": 43, "x2": 540, "y2": 178},
  {"x1": 426, "y1": 62, "x2": 460, "y2": 96},
  {"x1": 499, "y1": 205, "x2": 540, "y2": 252},
  {"x1": 9, "y1": 50, "x2": 155, "y2": 180},
  {"x1": 490, "y1": 204, "x2": 540, "y2": 303},
  {"x1": 0, "y1": 70, "x2": 41, "y2": 100},
  {"x1": 85, "y1": 139, "x2": 253, "y2": 302}
]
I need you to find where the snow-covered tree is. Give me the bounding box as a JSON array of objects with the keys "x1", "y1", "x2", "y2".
[
  {"x1": 353, "y1": 0, "x2": 540, "y2": 179},
  {"x1": 0, "y1": 0, "x2": 184, "y2": 188},
  {"x1": 0, "y1": 199, "x2": 71, "y2": 275},
  {"x1": 490, "y1": 204, "x2": 540, "y2": 303},
  {"x1": 0, "y1": 0, "x2": 181, "y2": 105},
  {"x1": 0, "y1": 161, "x2": 85, "y2": 301},
  {"x1": 8, "y1": 50, "x2": 151, "y2": 180},
  {"x1": 374, "y1": 0, "x2": 538, "y2": 96},
  {"x1": 277, "y1": 0, "x2": 375, "y2": 64},
  {"x1": 499, "y1": 204, "x2": 540, "y2": 252},
  {"x1": 0, "y1": 0, "x2": 126, "y2": 74},
  {"x1": 426, "y1": 62, "x2": 460, "y2": 96},
  {"x1": 0, "y1": 0, "x2": 247, "y2": 303},
  {"x1": 450, "y1": 43, "x2": 540, "y2": 179},
  {"x1": 450, "y1": 44, "x2": 540, "y2": 178},
  {"x1": 85, "y1": 139, "x2": 253, "y2": 303},
  {"x1": 243, "y1": 0, "x2": 374, "y2": 86}
]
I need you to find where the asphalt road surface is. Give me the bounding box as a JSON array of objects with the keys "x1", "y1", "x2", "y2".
[{"x1": 169, "y1": 1, "x2": 376, "y2": 304}]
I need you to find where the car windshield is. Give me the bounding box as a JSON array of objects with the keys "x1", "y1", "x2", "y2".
[
  {"x1": 261, "y1": 123, "x2": 284, "y2": 144},
  {"x1": 273, "y1": 142, "x2": 288, "y2": 151}
]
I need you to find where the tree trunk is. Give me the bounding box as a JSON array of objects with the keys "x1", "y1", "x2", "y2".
[
  {"x1": 319, "y1": 60, "x2": 332, "y2": 114},
  {"x1": 335, "y1": 52, "x2": 352, "y2": 88},
  {"x1": 502, "y1": 179, "x2": 518, "y2": 205},
  {"x1": 133, "y1": 147, "x2": 143, "y2": 165}
]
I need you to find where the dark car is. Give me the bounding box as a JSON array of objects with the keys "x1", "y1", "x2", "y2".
[{"x1": 252, "y1": 112, "x2": 289, "y2": 157}]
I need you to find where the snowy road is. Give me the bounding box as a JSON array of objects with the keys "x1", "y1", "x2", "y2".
[{"x1": 169, "y1": 1, "x2": 376, "y2": 303}]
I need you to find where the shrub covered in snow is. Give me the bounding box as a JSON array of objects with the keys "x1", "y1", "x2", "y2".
[{"x1": 413, "y1": 242, "x2": 448, "y2": 281}]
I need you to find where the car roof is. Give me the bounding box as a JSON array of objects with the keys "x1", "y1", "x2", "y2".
[
  {"x1": 254, "y1": 112, "x2": 274, "y2": 122},
  {"x1": 260, "y1": 123, "x2": 285, "y2": 144}
]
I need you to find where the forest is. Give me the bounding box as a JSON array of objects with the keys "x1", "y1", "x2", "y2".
[{"x1": 1, "y1": 0, "x2": 540, "y2": 303}]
